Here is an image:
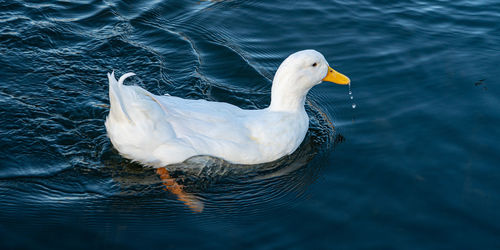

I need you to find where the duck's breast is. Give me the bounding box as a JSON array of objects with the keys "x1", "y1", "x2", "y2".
[{"x1": 240, "y1": 110, "x2": 309, "y2": 164}]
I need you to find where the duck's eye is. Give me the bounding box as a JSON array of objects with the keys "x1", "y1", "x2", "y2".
[{"x1": 312, "y1": 63, "x2": 317, "y2": 67}]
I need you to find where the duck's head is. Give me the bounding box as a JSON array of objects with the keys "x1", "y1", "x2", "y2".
[{"x1": 270, "y1": 49, "x2": 350, "y2": 111}]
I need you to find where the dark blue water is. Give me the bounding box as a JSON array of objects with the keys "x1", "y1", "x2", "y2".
[{"x1": 1, "y1": 0, "x2": 500, "y2": 249}]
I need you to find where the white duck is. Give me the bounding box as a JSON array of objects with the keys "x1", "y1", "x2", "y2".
[{"x1": 105, "y1": 50, "x2": 349, "y2": 167}]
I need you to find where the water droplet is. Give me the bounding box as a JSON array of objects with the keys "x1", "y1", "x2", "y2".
[{"x1": 348, "y1": 82, "x2": 356, "y2": 109}]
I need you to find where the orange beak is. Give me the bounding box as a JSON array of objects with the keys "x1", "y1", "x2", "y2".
[{"x1": 322, "y1": 66, "x2": 350, "y2": 85}]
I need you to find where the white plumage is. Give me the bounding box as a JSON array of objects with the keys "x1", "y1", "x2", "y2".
[{"x1": 105, "y1": 50, "x2": 349, "y2": 167}]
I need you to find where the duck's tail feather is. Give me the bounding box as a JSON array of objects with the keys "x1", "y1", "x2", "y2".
[{"x1": 108, "y1": 71, "x2": 135, "y2": 123}]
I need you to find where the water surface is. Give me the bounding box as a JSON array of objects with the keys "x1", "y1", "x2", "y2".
[{"x1": 1, "y1": 0, "x2": 499, "y2": 249}]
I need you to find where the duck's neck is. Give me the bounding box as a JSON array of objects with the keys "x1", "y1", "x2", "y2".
[{"x1": 268, "y1": 71, "x2": 309, "y2": 113}]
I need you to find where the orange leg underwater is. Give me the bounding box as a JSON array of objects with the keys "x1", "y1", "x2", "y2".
[{"x1": 156, "y1": 167, "x2": 204, "y2": 213}]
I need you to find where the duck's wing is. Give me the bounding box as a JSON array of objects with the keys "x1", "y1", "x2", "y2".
[
  {"x1": 106, "y1": 72, "x2": 258, "y2": 165},
  {"x1": 156, "y1": 95, "x2": 254, "y2": 141}
]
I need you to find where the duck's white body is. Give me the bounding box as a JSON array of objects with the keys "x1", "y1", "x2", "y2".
[{"x1": 105, "y1": 50, "x2": 349, "y2": 167}]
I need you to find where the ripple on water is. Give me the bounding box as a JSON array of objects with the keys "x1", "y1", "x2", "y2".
[
  {"x1": 1, "y1": 0, "x2": 500, "y2": 248},
  {"x1": 0, "y1": 0, "x2": 342, "y2": 220}
]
